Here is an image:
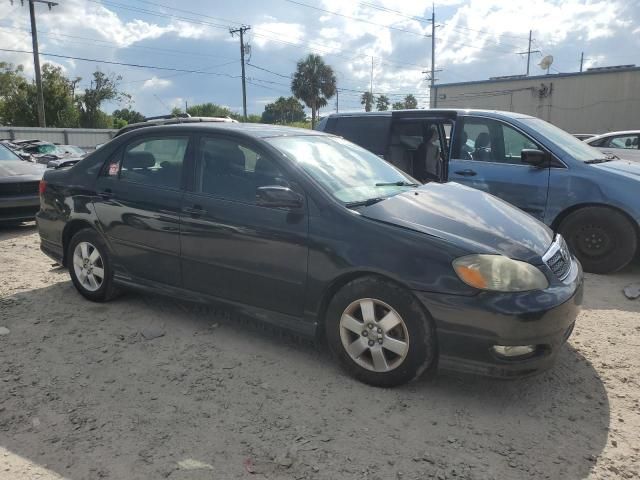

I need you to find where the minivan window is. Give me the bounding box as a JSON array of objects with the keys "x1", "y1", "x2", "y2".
[
  {"x1": 120, "y1": 137, "x2": 188, "y2": 189},
  {"x1": 456, "y1": 118, "x2": 538, "y2": 164},
  {"x1": 334, "y1": 116, "x2": 391, "y2": 156},
  {"x1": 520, "y1": 117, "x2": 607, "y2": 162},
  {"x1": 267, "y1": 135, "x2": 416, "y2": 204}
]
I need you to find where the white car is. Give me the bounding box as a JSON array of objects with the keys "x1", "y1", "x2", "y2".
[{"x1": 586, "y1": 131, "x2": 640, "y2": 162}]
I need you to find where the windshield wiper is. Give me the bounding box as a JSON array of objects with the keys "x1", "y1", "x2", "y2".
[
  {"x1": 345, "y1": 197, "x2": 387, "y2": 208},
  {"x1": 375, "y1": 181, "x2": 419, "y2": 187},
  {"x1": 584, "y1": 157, "x2": 615, "y2": 164}
]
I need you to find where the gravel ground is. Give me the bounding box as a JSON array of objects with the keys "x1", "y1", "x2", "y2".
[{"x1": 1, "y1": 223, "x2": 639, "y2": 480}]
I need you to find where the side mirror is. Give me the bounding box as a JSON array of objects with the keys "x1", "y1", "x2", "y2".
[
  {"x1": 521, "y1": 149, "x2": 549, "y2": 167},
  {"x1": 256, "y1": 185, "x2": 303, "y2": 209}
]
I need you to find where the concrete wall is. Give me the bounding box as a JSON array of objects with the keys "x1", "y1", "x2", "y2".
[
  {"x1": 432, "y1": 68, "x2": 640, "y2": 134},
  {"x1": 0, "y1": 127, "x2": 117, "y2": 149}
]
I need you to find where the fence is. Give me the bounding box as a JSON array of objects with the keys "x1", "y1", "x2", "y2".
[{"x1": 0, "y1": 127, "x2": 117, "y2": 150}]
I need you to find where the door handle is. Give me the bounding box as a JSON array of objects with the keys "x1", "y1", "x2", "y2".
[
  {"x1": 183, "y1": 206, "x2": 207, "y2": 216},
  {"x1": 98, "y1": 188, "x2": 113, "y2": 199},
  {"x1": 454, "y1": 169, "x2": 477, "y2": 177}
]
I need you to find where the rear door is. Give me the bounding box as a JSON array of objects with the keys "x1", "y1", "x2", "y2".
[
  {"x1": 179, "y1": 134, "x2": 309, "y2": 316},
  {"x1": 448, "y1": 116, "x2": 550, "y2": 221},
  {"x1": 93, "y1": 134, "x2": 190, "y2": 286}
]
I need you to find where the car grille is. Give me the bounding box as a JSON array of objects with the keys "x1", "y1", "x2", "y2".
[
  {"x1": 0, "y1": 182, "x2": 39, "y2": 196},
  {"x1": 544, "y1": 235, "x2": 572, "y2": 280}
]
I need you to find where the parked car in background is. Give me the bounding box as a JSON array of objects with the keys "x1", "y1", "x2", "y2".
[
  {"x1": 36, "y1": 123, "x2": 582, "y2": 386},
  {"x1": 572, "y1": 133, "x2": 596, "y2": 141},
  {"x1": 0, "y1": 143, "x2": 45, "y2": 224},
  {"x1": 316, "y1": 110, "x2": 640, "y2": 274},
  {"x1": 585, "y1": 130, "x2": 640, "y2": 162},
  {"x1": 55, "y1": 145, "x2": 87, "y2": 158}
]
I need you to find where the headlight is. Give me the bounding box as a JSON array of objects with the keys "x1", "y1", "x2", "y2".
[{"x1": 453, "y1": 255, "x2": 549, "y2": 292}]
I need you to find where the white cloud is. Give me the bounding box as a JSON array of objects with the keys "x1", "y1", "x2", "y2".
[
  {"x1": 142, "y1": 77, "x2": 172, "y2": 89},
  {"x1": 253, "y1": 21, "x2": 305, "y2": 49}
]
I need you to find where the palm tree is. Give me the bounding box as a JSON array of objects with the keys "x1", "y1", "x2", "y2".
[
  {"x1": 361, "y1": 91, "x2": 374, "y2": 112},
  {"x1": 291, "y1": 54, "x2": 336, "y2": 127},
  {"x1": 376, "y1": 94, "x2": 389, "y2": 111}
]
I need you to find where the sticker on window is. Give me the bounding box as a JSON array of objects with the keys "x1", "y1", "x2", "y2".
[{"x1": 108, "y1": 161, "x2": 119, "y2": 176}]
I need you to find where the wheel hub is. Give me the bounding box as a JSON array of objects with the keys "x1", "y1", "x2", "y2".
[{"x1": 339, "y1": 298, "x2": 410, "y2": 373}]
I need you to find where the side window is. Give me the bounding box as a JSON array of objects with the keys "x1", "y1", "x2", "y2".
[
  {"x1": 198, "y1": 137, "x2": 289, "y2": 204},
  {"x1": 120, "y1": 137, "x2": 188, "y2": 189},
  {"x1": 335, "y1": 116, "x2": 391, "y2": 155},
  {"x1": 604, "y1": 135, "x2": 639, "y2": 149},
  {"x1": 456, "y1": 118, "x2": 537, "y2": 164}
]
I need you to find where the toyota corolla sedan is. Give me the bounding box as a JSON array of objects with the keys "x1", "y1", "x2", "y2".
[{"x1": 36, "y1": 124, "x2": 583, "y2": 387}]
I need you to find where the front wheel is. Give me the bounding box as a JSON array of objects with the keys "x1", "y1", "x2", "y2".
[
  {"x1": 558, "y1": 207, "x2": 637, "y2": 274},
  {"x1": 325, "y1": 276, "x2": 437, "y2": 387}
]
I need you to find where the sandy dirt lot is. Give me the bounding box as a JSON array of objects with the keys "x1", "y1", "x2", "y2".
[{"x1": 0, "y1": 223, "x2": 639, "y2": 480}]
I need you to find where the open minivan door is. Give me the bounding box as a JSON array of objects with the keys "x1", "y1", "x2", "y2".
[{"x1": 389, "y1": 110, "x2": 456, "y2": 183}]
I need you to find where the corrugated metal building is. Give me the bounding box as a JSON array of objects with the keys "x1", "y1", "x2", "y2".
[{"x1": 430, "y1": 66, "x2": 640, "y2": 134}]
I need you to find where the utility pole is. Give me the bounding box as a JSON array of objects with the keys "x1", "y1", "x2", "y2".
[
  {"x1": 14, "y1": 0, "x2": 58, "y2": 127},
  {"x1": 336, "y1": 88, "x2": 339, "y2": 113},
  {"x1": 430, "y1": 7, "x2": 435, "y2": 106},
  {"x1": 516, "y1": 30, "x2": 541, "y2": 76},
  {"x1": 370, "y1": 57, "x2": 374, "y2": 98},
  {"x1": 579, "y1": 52, "x2": 584, "y2": 73},
  {"x1": 230, "y1": 25, "x2": 251, "y2": 120}
]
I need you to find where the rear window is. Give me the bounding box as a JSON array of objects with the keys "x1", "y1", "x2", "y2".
[{"x1": 333, "y1": 116, "x2": 391, "y2": 156}]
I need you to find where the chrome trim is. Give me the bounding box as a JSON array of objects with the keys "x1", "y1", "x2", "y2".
[{"x1": 543, "y1": 234, "x2": 573, "y2": 281}]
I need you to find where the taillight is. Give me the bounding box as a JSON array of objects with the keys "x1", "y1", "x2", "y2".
[{"x1": 39, "y1": 180, "x2": 46, "y2": 196}]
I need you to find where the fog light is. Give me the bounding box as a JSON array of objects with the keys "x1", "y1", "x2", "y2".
[{"x1": 492, "y1": 345, "x2": 536, "y2": 357}]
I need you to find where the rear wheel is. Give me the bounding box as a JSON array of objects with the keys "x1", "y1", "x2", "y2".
[
  {"x1": 68, "y1": 229, "x2": 119, "y2": 302},
  {"x1": 558, "y1": 207, "x2": 637, "y2": 274},
  {"x1": 325, "y1": 276, "x2": 437, "y2": 387}
]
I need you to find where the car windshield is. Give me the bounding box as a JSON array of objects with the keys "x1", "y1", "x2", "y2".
[
  {"x1": 520, "y1": 118, "x2": 608, "y2": 162},
  {"x1": 0, "y1": 144, "x2": 21, "y2": 161},
  {"x1": 267, "y1": 135, "x2": 417, "y2": 204}
]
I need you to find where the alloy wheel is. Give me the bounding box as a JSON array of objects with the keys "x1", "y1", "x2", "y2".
[
  {"x1": 73, "y1": 241, "x2": 105, "y2": 292},
  {"x1": 339, "y1": 298, "x2": 410, "y2": 372}
]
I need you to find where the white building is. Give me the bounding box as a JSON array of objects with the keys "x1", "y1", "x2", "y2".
[{"x1": 431, "y1": 65, "x2": 640, "y2": 134}]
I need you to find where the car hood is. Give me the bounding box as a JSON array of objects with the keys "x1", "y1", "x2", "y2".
[
  {"x1": 591, "y1": 159, "x2": 640, "y2": 179},
  {"x1": 0, "y1": 160, "x2": 46, "y2": 181},
  {"x1": 357, "y1": 182, "x2": 554, "y2": 263}
]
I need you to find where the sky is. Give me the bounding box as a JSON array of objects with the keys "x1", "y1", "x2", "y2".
[{"x1": 1, "y1": 0, "x2": 639, "y2": 118}]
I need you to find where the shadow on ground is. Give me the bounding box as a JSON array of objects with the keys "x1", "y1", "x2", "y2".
[
  {"x1": 0, "y1": 221, "x2": 37, "y2": 241},
  {"x1": 0, "y1": 281, "x2": 610, "y2": 480}
]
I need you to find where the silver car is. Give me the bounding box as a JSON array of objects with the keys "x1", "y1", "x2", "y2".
[{"x1": 586, "y1": 130, "x2": 640, "y2": 162}]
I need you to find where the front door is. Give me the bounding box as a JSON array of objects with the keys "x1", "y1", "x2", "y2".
[
  {"x1": 448, "y1": 116, "x2": 550, "y2": 221},
  {"x1": 180, "y1": 134, "x2": 309, "y2": 316},
  {"x1": 93, "y1": 135, "x2": 190, "y2": 286}
]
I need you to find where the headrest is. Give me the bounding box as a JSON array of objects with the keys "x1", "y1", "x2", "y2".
[
  {"x1": 475, "y1": 132, "x2": 490, "y2": 148},
  {"x1": 125, "y1": 151, "x2": 155, "y2": 169}
]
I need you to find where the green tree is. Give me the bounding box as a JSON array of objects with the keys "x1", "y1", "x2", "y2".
[
  {"x1": 245, "y1": 114, "x2": 262, "y2": 123},
  {"x1": 360, "y1": 91, "x2": 374, "y2": 112},
  {"x1": 391, "y1": 101, "x2": 405, "y2": 110},
  {"x1": 0, "y1": 62, "x2": 78, "y2": 127},
  {"x1": 261, "y1": 96, "x2": 305, "y2": 124},
  {"x1": 77, "y1": 71, "x2": 130, "y2": 128},
  {"x1": 404, "y1": 94, "x2": 418, "y2": 109},
  {"x1": 291, "y1": 54, "x2": 336, "y2": 128},
  {"x1": 112, "y1": 108, "x2": 145, "y2": 125},
  {"x1": 376, "y1": 94, "x2": 390, "y2": 111},
  {"x1": 186, "y1": 102, "x2": 239, "y2": 120}
]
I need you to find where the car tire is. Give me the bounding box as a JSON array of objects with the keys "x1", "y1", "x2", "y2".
[
  {"x1": 325, "y1": 276, "x2": 437, "y2": 387},
  {"x1": 558, "y1": 207, "x2": 637, "y2": 274},
  {"x1": 68, "y1": 228, "x2": 119, "y2": 302}
]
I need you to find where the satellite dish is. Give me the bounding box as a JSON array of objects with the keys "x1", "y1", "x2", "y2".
[{"x1": 539, "y1": 55, "x2": 554, "y2": 71}]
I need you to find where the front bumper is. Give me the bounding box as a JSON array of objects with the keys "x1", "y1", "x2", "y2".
[
  {"x1": 414, "y1": 261, "x2": 584, "y2": 378},
  {"x1": 0, "y1": 195, "x2": 40, "y2": 222}
]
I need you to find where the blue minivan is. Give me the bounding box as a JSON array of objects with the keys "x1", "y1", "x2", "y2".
[{"x1": 317, "y1": 110, "x2": 640, "y2": 274}]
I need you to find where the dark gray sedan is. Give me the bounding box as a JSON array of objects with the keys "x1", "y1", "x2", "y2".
[{"x1": 0, "y1": 144, "x2": 45, "y2": 224}]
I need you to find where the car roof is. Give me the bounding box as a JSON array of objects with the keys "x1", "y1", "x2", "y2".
[
  {"x1": 118, "y1": 122, "x2": 329, "y2": 139},
  {"x1": 321, "y1": 108, "x2": 536, "y2": 121},
  {"x1": 587, "y1": 130, "x2": 640, "y2": 141}
]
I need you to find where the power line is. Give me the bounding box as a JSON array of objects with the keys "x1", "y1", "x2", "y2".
[{"x1": 284, "y1": 0, "x2": 431, "y2": 39}]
